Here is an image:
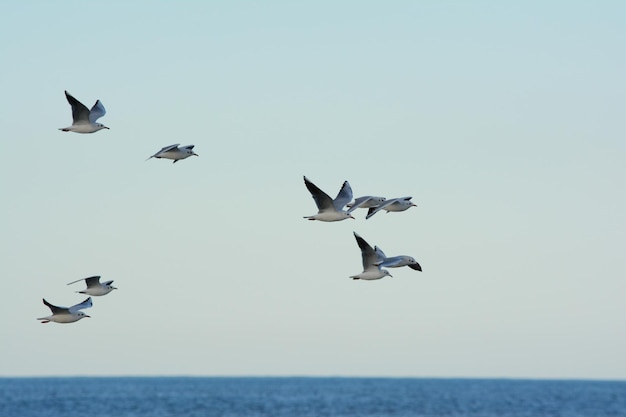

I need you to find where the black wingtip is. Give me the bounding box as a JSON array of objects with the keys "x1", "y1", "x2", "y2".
[
  {"x1": 409, "y1": 263, "x2": 423, "y2": 271},
  {"x1": 353, "y1": 232, "x2": 368, "y2": 250}
]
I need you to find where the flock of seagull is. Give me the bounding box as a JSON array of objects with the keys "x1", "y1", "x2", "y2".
[
  {"x1": 39, "y1": 91, "x2": 190, "y2": 324},
  {"x1": 58, "y1": 90, "x2": 199, "y2": 162},
  {"x1": 38, "y1": 91, "x2": 421, "y2": 324},
  {"x1": 302, "y1": 176, "x2": 422, "y2": 280},
  {"x1": 37, "y1": 276, "x2": 116, "y2": 324}
]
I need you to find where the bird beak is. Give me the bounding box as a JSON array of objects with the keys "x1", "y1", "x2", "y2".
[
  {"x1": 349, "y1": 215, "x2": 355, "y2": 219},
  {"x1": 193, "y1": 152, "x2": 198, "y2": 156},
  {"x1": 112, "y1": 287, "x2": 118, "y2": 290},
  {"x1": 411, "y1": 203, "x2": 417, "y2": 207},
  {"x1": 85, "y1": 315, "x2": 91, "y2": 318},
  {"x1": 104, "y1": 126, "x2": 110, "y2": 130}
]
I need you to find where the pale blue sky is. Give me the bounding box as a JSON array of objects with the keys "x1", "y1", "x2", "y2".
[{"x1": 1, "y1": 1, "x2": 624, "y2": 378}]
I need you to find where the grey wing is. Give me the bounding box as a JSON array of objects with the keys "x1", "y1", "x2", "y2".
[
  {"x1": 149, "y1": 144, "x2": 180, "y2": 159},
  {"x1": 158, "y1": 144, "x2": 180, "y2": 153},
  {"x1": 304, "y1": 176, "x2": 334, "y2": 211},
  {"x1": 69, "y1": 297, "x2": 93, "y2": 313},
  {"x1": 374, "y1": 246, "x2": 387, "y2": 263},
  {"x1": 43, "y1": 298, "x2": 67, "y2": 314},
  {"x1": 102, "y1": 280, "x2": 115, "y2": 286},
  {"x1": 181, "y1": 145, "x2": 195, "y2": 150},
  {"x1": 347, "y1": 196, "x2": 371, "y2": 214},
  {"x1": 354, "y1": 232, "x2": 377, "y2": 270},
  {"x1": 65, "y1": 91, "x2": 90, "y2": 124},
  {"x1": 66, "y1": 275, "x2": 100, "y2": 286},
  {"x1": 88, "y1": 100, "x2": 106, "y2": 123},
  {"x1": 378, "y1": 256, "x2": 405, "y2": 268},
  {"x1": 83, "y1": 276, "x2": 102, "y2": 288},
  {"x1": 333, "y1": 181, "x2": 353, "y2": 210}
]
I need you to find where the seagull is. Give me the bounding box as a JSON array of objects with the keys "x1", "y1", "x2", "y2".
[
  {"x1": 346, "y1": 196, "x2": 386, "y2": 214},
  {"x1": 366, "y1": 196, "x2": 417, "y2": 219},
  {"x1": 37, "y1": 297, "x2": 93, "y2": 324},
  {"x1": 303, "y1": 176, "x2": 354, "y2": 222},
  {"x1": 67, "y1": 275, "x2": 117, "y2": 296},
  {"x1": 374, "y1": 246, "x2": 422, "y2": 271},
  {"x1": 147, "y1": 144, "x2": 198, "y2": 163},
  {"x1": 350, "y1": 232, "x2": 392, "y2": 280},
  {"x1": 59, "y1": 91, "x2": 109, "y2": 133}
]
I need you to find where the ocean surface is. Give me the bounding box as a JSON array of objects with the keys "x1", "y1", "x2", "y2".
[{"x1": 1, "y1": 377, "x2": 624, "y2": 417}]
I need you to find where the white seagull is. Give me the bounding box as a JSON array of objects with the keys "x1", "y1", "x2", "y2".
[
  {"x1": 59, "y1": 91, "x2": 109, "y2": 133},
  {"x1": 37, "y1": 297, "x2": 93, "y2": 324},
  {"x1": 303, "y1": 176, "x2": 354, "y2": 222},
  {"x1": 67, "y1": 275, "x2": 117, "y2": 296},
  {"x1": 350, "y1": 232, "x2": 392, "y2": 280},
  {"x1": 374, "y1": 246, "x2": 422, "y2": 271},
  {"x1": 347, "y1": 196, "x2": 386, "y2": 214},
  {"x1": 147, "y1": 144, "x2": 198, "y2": 163},
  {"x1": 366, "y1": 196, "x2": 417, "y2": 219}
]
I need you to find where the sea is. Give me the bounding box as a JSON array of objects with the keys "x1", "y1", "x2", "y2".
[{"x1": 0, "y1": 377, "x2": 624, "y2": 417}]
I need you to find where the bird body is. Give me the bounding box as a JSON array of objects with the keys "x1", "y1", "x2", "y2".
[
  {"x1": 59, "y1": 91, "x2": 108, "y2": 133},
  {"x1": 303, "y1": 176, "x2": 354, "y2": 222}
]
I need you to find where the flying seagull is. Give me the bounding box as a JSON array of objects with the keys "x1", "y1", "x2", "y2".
[
  {"x1": 374, "y1": 246, "x2": 422, "y2": 271},
  {"x1": 303, "y1": 176, "x2": 354, "y2": 222},
  {"x1": 350, "y1": 232, "x2": 392, "y2": 280},
  {"x1": 366, "y1": 196, "x2": 417, "y2": 220},
  {"x1": 147, "y1": 144, "x2": 198, "y2": 163},
  {"x1": 346, "y1": 196, "x2": 386, "y2": 214},
  {"x1": 37, "y1": 297, "x2": 93, "y2": 324},
  {"x1": 59, "y1": 91, "x2": 109, "y2": 133},
  {"x1": 67, "y1": 275, "x2": 117, "y2": 296}
]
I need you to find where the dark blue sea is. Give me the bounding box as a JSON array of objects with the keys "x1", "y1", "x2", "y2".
[{"x1": 1, "y1": 377, "x2": 624, "y2": 417}]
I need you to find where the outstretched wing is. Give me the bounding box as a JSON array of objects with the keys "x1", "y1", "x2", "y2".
[
  {"x1": 374, "y1": 245, "x2": 387, "y2": 263},
  {"x1": 158, "y1": 144, "x2": 180, "y2": 153},
  {"x1": 69, "y1": 297, "x2": 93, "y2": 313},
  {"x1": 378, "y1": 256, "x2": 406, "y2": 268},
  {"x1": 43, "y1": 299, "x2": 67, "y2": 314},
  {"x1": 353, "y1": 232, "x2": 378, "y2": 271},
  {"x1": 84, "y1": 276, "x2": 102, "y2": 288},
  {"x1": 67, "y1": 275, "x2": 101, "y2": 286},
  {"x1": 304, "y1": 176, "x2": 334, "y2": 212},
  {"x1": 65, "y1": 91, "x2": 90, "y2": 124},
  {"x1": 333, "y1": 181, "x2": 353, "y2": 210},
  {"x1": 88, "y1": 100, "x2": 106, "y2": 123},
  {"x1": 148, "y1": 144, "x2": 180, "y2": 159}
]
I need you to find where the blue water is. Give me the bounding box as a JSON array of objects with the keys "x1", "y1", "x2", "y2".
[{"x1": 1, "y1": 377, "x2": 624, "y2": 417}]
